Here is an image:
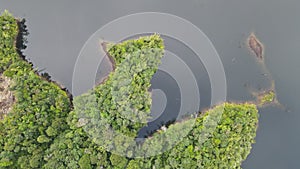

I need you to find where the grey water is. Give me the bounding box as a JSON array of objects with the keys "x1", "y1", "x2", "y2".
[{"x1": 1, "y1": 0, "x2": 300, "y2": 168}]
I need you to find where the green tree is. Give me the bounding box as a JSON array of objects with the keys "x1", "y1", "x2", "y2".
[
  {"x1": 79, "y1": 154, "x2": 92, "y2": 169},
  {"x1": 109, "y1": 154, "x2": 128, "y2": 169},
  {"x1": 0, "y1": 11, "x2": 259, "y2": 169}
]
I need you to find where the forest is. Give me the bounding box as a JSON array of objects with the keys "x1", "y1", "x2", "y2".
[{"x1": 0, "y1": 11, "x2": 259, "y2": 169}]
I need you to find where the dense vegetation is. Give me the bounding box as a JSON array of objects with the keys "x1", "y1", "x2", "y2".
[
  {"x1": 0, "y1": 11, "x2": 71, "y2": 168},
  {"x1": 0, "y1": 11, "x2": 259, "y2": 169},
  {"x1": 140, "y1": 103, "x2": 259, "y2": 169},
  {"x1": 94, "y1": 35, "x2": 164, "y2": 136}
]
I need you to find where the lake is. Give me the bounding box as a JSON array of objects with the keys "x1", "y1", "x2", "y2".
[{"x1": 1, "y1": 0, "x2": 300, "y2": 168}]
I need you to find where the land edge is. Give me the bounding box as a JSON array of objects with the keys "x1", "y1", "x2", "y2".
[
  {"x1": 0, "y1": 17, "x2": 74, "y2": 121},
  {"x1": 2, "y1": 16, "x2": 260, "y2": 143}
]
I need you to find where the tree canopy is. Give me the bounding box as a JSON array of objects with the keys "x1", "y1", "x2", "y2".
[
  {"x1": 0, "y1": 11, "x2": 259, "y2": 169},
  {"x1": 0, "y1": 11, "x2": 72, "y2": 168}
]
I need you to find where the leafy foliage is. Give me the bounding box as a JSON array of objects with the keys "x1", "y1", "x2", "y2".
[
  {"x1": 43, "y1": 33, "x2": 165, "y2": 169},
  {"x1": 94, "y1": 35, "x2": 164, "y2": 137},
  {"x1": 0, "y1": 11, "x2": 71, "y2": 168},
  {"x1": 157, "y1": 103, "x2": 259, "y2": 169},
  {"x1": 0, "y1": 11, "x2": 259, "y2": 169},
  {"x1": 258, "y1": 90, "x2": 276, "y2": 106}
]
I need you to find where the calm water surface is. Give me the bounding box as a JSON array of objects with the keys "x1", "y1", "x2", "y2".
[{"x1": 1, "y1": 1, "x2": 300, "y2": 168}]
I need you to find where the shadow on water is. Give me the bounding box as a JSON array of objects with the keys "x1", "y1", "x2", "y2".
[
  {"x1": 138, "y1": 70, "x2": 181, "y2": 138},
  {"x1": 16, "y1": 19, "x2": 28, "y2": 57},
  {"x1": 15, "y1": 19, "x2": 74, "y2": 105},
  {"x1": 94, "y1": 34, "x2": 212, "y2": 140}
]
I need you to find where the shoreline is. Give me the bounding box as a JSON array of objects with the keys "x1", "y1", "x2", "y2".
[
  {"x1": 94, "y1": 41, "x2": 117, "y2": 86},
  {"x1": 145, "y1": 101, "x2": 258, "y2": 139},
  {"x1": 14, "y1": 18, "x2": 74, "y2": 106}
]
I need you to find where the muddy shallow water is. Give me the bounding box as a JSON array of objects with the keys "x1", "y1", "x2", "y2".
[{"x1": 1, "y1": 0, "x2": 300, "y2": 168}]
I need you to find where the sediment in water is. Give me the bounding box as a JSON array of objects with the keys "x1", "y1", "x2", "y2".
[{"x1": 247, "y1": 32, "x2": 264, "y2": 62}]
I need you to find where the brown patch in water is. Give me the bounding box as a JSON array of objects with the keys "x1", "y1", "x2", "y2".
[
  {"x1": 101, "y1": 41, "x2": 116, "y2": 71},
  {"x1": 94, "y1": 41, "x2": 117, "y2": 86},
  {"x1": 247, "y1": 33, "x2": 264, "y2": 62},
  {"x1": 0, "y1": 74, "x2": 15, "y2": 120}
]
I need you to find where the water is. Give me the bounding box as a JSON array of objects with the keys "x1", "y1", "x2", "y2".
[{"x1": 1, "y1": 0, "x2": 300, "y2": 168}]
